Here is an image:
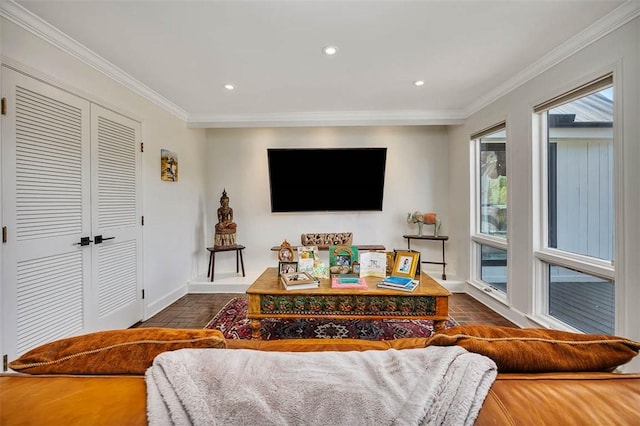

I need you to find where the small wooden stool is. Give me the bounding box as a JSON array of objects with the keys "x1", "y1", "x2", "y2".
[{"x1": 207, "y1": 245, "x2": 246, "y2": 282}]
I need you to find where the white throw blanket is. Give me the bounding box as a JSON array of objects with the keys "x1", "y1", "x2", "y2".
[{"x1": 146, "y1": 346, "x2": 497, "y2": 426}]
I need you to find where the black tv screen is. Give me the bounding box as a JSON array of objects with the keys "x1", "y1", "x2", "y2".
[{"x1": 267, "y1": 148, "x2": 387, "y2": 212}]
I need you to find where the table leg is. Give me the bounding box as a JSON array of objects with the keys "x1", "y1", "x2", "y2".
[
  {"x1": 239, "y1": 249, "x2": 245, "y2": 277},
  {"x1": 251, "y1": 319, "x2": 261, "y2": 339},
  {"x1": 236, "y1": 249, "x2": 239, "y2": 273},
  {"x1": 441, "y1": 240, "x2": 447, "y2": 280},
  {"x1": 210, "y1": 252, "x2": 216, "y2": 282},
  {"x1": 207, "y1": 252, "x2": 212, "y2": 278},
  {"x1": 433, "y1": 319, "x2": 447, "y2": 332}
]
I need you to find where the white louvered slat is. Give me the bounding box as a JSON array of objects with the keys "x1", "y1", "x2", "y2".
[
  {"x1": 97, "y1": 240, "x2": 137, "y2": 317},
  {"x1": 15, "y1": 86, "x2": 83, "y2": 240},
  {"x1": 16, "y1": 251, "x2": 84, "y2": 354},
  {"x1": 97, "y1": 116, "x2": 137, "y2": 229}
]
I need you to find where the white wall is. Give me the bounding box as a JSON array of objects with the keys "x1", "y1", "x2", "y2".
[
  {"x1": 204, "y1": 126, "x2": 454, "y2": 277},
  {"x1": 448, "y1": 17, "x2": 640, "y2": 371},
  {"x1": 0, "y1": 18, "x2": 209, "y2": 320}
]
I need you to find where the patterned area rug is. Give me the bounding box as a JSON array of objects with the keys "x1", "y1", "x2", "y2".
[{"x1": 205, "y1": 297, "x2": 457, "y2": 340}]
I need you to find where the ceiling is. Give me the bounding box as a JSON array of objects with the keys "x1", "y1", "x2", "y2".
[{"x1": 5, "y1": 0, "x2": 636, "y2": 127}]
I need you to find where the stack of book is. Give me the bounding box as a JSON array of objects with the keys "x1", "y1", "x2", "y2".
[
  {"x1": 280, "y1": 271, "x2": 319, "y2": 290},
  {"x1": 377, "y1": 276, "x2": 419, "y2": 292},
  {"x1": 331, "y1": 277, "x2": 368, "y2": 289}
]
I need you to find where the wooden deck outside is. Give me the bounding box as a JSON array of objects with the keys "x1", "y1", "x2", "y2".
[{"x1": 549, "y1": 280, "x2": 614, "y2": 335}]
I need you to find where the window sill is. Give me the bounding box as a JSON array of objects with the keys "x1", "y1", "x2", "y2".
[{"x1": 467, "y1": 279, "x2": 509, "y2": 306}]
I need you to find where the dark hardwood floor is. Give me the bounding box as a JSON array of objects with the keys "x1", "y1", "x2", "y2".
[{"x1": 133, "y1": 293, "x2": 516, "y2": 329}]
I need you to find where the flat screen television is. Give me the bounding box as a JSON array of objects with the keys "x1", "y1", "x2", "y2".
[{"x1": 267, "y1": 148, "x2": 387, "y2": 212}]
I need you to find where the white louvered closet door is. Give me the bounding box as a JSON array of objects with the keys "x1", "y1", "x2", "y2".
[
  {"x1": 1, "y1": 69, "x2": 92, "y2": 358},
  {"x1": 90, "y1": 105, "x2": 142, "y2": 329},
  {"x1": 2, "y1": 69, "x2": 143, "y2": 361}
]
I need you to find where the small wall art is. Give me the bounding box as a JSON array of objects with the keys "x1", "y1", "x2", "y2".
[{"x1": 161, "y1": 149, "x2": 178, "y2": 182}]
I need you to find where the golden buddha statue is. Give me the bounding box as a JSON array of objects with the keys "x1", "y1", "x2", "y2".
[{"x1": 214, "y1": 189, "x2": 237, "y2": 246}]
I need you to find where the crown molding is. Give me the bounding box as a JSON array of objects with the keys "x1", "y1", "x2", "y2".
[
  {"x1": 0, "y1": 0, "x2": 189, "y2": 121},
  {"x1": 187, "y1": 110, "x2": 466, "y2": 128},
  {"x1": 465, "y1": 0, "x2": 640, "y2": 117},
  {"x1": 2, "y1": 0, "x2": 637, "y2": 128}
]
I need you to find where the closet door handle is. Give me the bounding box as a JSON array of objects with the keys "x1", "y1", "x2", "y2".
[
  {"x1": 75, "y1": 236, "x2": 93, "y2": 246},
  {"x1": 94, "y1": 235, "x2": 115, "y2": 244}
]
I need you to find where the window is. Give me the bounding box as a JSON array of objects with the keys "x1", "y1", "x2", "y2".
[
  {"x1": 535, "y1": 74, "x2": 615, "y2": 334},
  {"x1": 471, "y1": 123, "x2": 508, "y2": 296},
  {"x1": 548, "y1": 264, "x2": 614, "y2": 334},
  {"x1": 479, "y1": 245, "x2": 507, "y2": 293}
]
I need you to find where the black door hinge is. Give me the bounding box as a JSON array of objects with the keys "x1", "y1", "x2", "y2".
[
  {"x1": 2, "y1": 226, "x2": 7, "y2": 243},
  {"x1": 3, "y1": 354, "x2": 7, "y2": 372},
  {"x1": 140, "y1": 142, "x2": 144, "y2": 153},
  {"x1": 1, "y1": 98, "x2": 7, "y2": 115},
  {"x1": 141, "y1": 216, "x2": 144, "y2": 226},
  {"x1": 142, "y1": 289, "x2": 145, "y2": 299}
]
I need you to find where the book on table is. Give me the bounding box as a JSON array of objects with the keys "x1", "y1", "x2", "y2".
[
  {"x1": 379, "y1": 276, "x2": 414, "y2": 286},
  {"x1": 281, "y1": 271, "x2": 319, "y2": 290},
  {"x1": 331, "y1": 277, "x2": 368, "y2": 289},
  {"x1": 377, "y1": 278, "x2": 419, "y2": 292}
]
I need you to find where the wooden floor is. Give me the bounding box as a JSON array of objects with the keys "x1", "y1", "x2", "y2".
[{"x1": 133, "y1": 293, "x2": 517, "y2": 329}]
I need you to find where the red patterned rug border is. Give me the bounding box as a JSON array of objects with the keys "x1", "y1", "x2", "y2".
[{"x1": 205, "y1": 297, "x2": 457, "y2": 340}]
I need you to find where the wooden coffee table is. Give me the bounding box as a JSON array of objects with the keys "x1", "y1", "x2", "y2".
[{"x1": 246, "y1": 267, "x2": 451, "y2": 339}]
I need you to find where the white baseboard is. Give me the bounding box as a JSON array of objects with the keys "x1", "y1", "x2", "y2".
[
  {"x1": 145, "y1": 285, "x2": 188, "y2": 320},
  {"x1": 187, "y1": 270, "x2": 263, "y2": 293},
  {"x1": 425, "y1": 272, "x2": 467, "y2": 293}
]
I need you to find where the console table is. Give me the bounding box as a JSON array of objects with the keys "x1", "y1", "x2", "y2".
[
  {"x1": 207, "y1": 245, "x2": 246, "y2": 282},
  {"x1": 402, "y1": 235, "x2": 449, "y2": 280}
]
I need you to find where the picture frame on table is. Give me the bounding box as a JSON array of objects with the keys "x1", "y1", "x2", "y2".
[
  {"x1": 277, "y1": 239, "x2": 295, "y2": 262},
  {"x1": 392, "y1": 250, "x2": 420, "y2": 278},
  {"x1": 297, "y1": 246, "x2": 318, "y2": 273},
  {"x1": 278, "y1": 261, "x2": 298, "y2": 276},
  {"x1": 394, "y1": 249, "x2": 421, "y2": 278},
  {"x1": 382, "y1": 251, "x2": 396, "y2": 276},
  {"x1": 359, "y1": 251, "x2": 387, "y2": 278},
  {"x1": 281, "y1": 271, "x2": 317, "y2": 286},
  {"x1": 329, "y1": 245, "x2": 359, "y2": 275}
]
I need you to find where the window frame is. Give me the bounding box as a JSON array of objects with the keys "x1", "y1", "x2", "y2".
[
  {"x1": 531, "y1": 74, "x2": 617, "y2": 331},
  {"x1": 470, "y1": 122, "x2": 509, "y2": 302}
]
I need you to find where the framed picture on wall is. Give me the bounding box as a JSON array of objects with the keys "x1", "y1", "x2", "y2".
[{"x1": 161, "y1": 149, "x2": 178, "y2": 182}]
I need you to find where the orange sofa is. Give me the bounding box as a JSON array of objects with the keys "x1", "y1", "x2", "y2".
[{"x1": 2, "y1": 326, "x2": 639, "y2": 425}]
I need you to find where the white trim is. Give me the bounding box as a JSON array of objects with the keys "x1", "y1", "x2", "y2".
[
  {"x1": 525, "y1": 313, "x2": 582, "y2": 333},
  {"x1": 535, "y1": 249, "x2": 615, "y2": 280},
  {"x1": 465, "y1": 1, "x2": 640, "y2": 118},
  {"x1": 187, "y1": 110, "x2": 466, "y2": 128},
  {"x1": 145, "y1": 285, "x2": 188, "y2": 321},
  {"x1": 612, "y1": 62, "x2": 625, "y2": 335},
  {"x1": 2, "y1": 0, "x2": 637, "y2": 128},
  {"x1": 1, "y1": 57, "x2": 145, "y2": 124},
  {"x1": 0, "y1": 0, "x2": 189, "y2": 121},
  {"x1": 467, "y1": 279, "x2": 508, "y2": 304},
  {"x1": 465, "y1": 284, "x2": 531, "y2": 327},
  {"x1": 471, "y1": 234, "x2": 508, "y2": 251},
  {"x1": 188, "y1": 282, "x2": 249, "y2": 294}
]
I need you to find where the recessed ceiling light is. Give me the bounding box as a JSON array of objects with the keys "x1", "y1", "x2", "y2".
[
  {"x1": 224, "y1": 84, "x2": 235, "y2": 90},
  {"x1": 413, "y1": 80, "x2": 425, "y2": 86},
  {"x1": 322, "y1": 46, "x2": 338, "y2": 55}
]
